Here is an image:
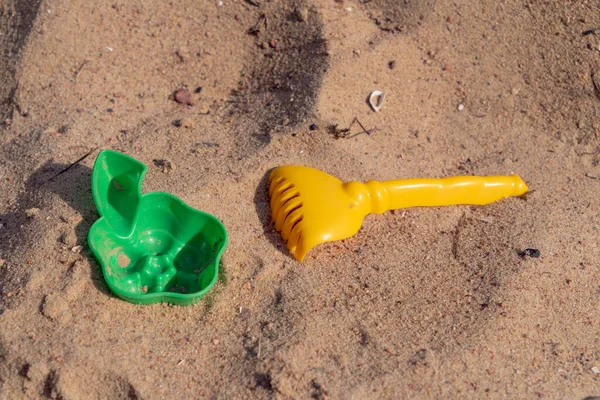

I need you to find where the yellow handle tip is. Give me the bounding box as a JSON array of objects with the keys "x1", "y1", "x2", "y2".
[{"x1": 513, "y1": 175, "x2": 529, "y2": 196}]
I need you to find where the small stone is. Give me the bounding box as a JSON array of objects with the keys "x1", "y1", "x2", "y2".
[
  {"x1": 0, "y1": 259, "x2": 4, "y2": 268},
  {"x1": 25, "y1": 208, "x2": 40, "y2": 218},
  {"x1": 153, "y1": 159, "x2": 175, "y2": 173},
  {"x1": 176, "y1": 118, "x2": 195, "y2": 129},
  {"x1": 269, "y1": 40, "x2": 276, "y2": 48},
  {"x1": 195, "y1": 86, "x2": 203, "y2": 93},
  {"x1": 519, "y1": 248, "x2": 540, "y2": 259},
  {"x1": 174, "y1": 89, "x2": 194, "y2": 105},
  {"x1": 71, "y1": 245, "x2": 83, "y2": 253},
  {"x1": 198, "y1": 104, "x2": 211, "y2": 114},
  {"x1": 577, "y1": 120, "x2": 585, "y2": 129},
  {"x1": 42, "y1": 294, "x2": 72, "y2": 323},
  {"x1": 59, "y1": 230, "x2": 77, "y2": 247},
  {"x1": 43, "y1": 126, "x2": 60, "y2": 135},
  {"x1": 176, "y1": 47, "x2": 189, "y2": 62},
  {"x1": 457, "y1": 104, "x2": 465, "y2": 111},
  {"x1": 511, "y1": 87, "x2": 520, "y2": 95},
  {"x1": 212, "y1": 338, "x2": 220, "y2": 345},
  {"x1": 295, "y1": 7, "x2": 308, "y2": 22},
  {"x1": 442, "y1": 64, "x2": 451, "y2": 71},
  {"x1": 592, "y1": 366, "x2": 600, "y2": 374},
  {"x1": 107, "y1": 108, "x2": 114, "y2": 113},
  {"x1": 388, "y1": 60, "x2": 396, "y2": 69},
  {"x1": 309, "y1": 123, "x2": 317, "y2": 131}
]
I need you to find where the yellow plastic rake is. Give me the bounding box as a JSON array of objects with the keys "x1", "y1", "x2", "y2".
[{"x1": 269, "y1": 165, "x2": 528, "y2": 261}]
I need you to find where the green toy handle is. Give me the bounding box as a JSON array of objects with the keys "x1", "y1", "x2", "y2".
[{"x1": 91, "y1": 150, "x2": 146, "y2": 237}]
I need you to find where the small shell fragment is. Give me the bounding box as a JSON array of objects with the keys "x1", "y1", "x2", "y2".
[{"x1": 369, "y1": 90, "x2": 386, "y2": 112}]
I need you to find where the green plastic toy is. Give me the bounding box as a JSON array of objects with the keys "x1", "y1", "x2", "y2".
[{"x1": 88, "y1": 150, "x2": 227, "y2": 305}]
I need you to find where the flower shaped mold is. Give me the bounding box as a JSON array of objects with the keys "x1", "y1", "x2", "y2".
[{"x1": 88, "y1": 150, "x2": 227, "y2": 305}]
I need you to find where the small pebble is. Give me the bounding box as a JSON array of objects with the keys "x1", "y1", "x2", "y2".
[
  {"x1": 457, "y1": 104, "x2": 465, "y2": 111},
  {"x1": 269, "y1": 40, "x2": 276, "y2": 48},
  {"x1": 107, "y1": 108, "x2": 113, "y2": 113},
  {"x1": 388, "y1": 60, "x2": 396, "y2": 69},
  {"x1": 42, "y1": 294, "x2": 71, "y2": 323},
  {"x1": 0, "y1": 259, "x2": 5, "y2": 267},
  {"x1": 195, "y1": 86, "x2": 203, "y2": 93},
  {"x1": 59, "y1": 230, "x2": 77, "y2": 247},
  {"x1": 176, "y1": 47, "x2": 189, "y2": 62},
  {"x1": 309, "y1": 123, "x2": 317, "y2": 131},
  {"x1": 71, "y1": 245, "x2": 83, "y2": 253},
  {"x1": 176, "y1": 118, "x2": 195, "y2": 129},
  {"x1": 25, "y1": 208, "x2": 40, "y2": 218},
  {"x1": 212, "y1": 338, "x2": 220, "y2": 345},
  {"x1": 153, "y1": 159, "x2": 176, "y2": 173},
  {"x1": 174, "y1": 89, "x2": 194, "y2": 105},
  {"x1": 592, "y1": 366, "x2": 600, "y2": 374},
  {"x1": 295, "y1": 7, "x2": 308, "y2": 22},
  {"x1": 519, "y1": 248, "x2": 540, "y2": 258}
]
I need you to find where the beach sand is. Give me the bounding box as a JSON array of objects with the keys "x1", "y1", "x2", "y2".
[{"x1": 0, "y1": 0, "x2": 599, "y2": 398}]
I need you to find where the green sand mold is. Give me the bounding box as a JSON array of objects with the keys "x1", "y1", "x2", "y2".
[{"x1": 88, "y1": 150, "x2": 228, "y2": 305}]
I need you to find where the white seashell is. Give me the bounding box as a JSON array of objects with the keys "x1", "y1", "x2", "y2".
[{"x1": 369, "y1": 90, "x2": 386, "y2": 112}]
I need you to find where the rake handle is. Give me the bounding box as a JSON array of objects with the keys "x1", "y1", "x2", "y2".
[{"x1": 364, "y1": 175, "x2": 528, "y2": 214}]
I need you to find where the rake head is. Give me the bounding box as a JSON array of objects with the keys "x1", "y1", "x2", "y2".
[{"x1": 268, "y1": 165, "x2": 370, "y2": 261}]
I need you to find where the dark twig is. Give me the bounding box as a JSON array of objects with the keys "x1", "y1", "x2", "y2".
[
  {"x1": 48, "y1": 147, "x2": 98, "y2": 182},
  {"x1": 244, "y1": 0, "x2": 260, "y2": 6},
  {"x1": 585, "y1": 173, "x2": 600, "y2": 180},
  {"x1": 352, "y1": 117, "x2": 370, "y2": 136},
  {"x1": 248, "y1": 14, "x2": 267, "y2": 35},
  {"x1": 329, "y1": 117, "x2": 373, "y2": 139},
  {"x1": 74, "y1": 59, "x2": 88, "y2": 80},
  {"x1": 583, "y1": 28, "x2": 600, "y2": 36}
]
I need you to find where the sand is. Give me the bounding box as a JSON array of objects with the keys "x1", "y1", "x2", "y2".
[{"x1": 0, "y1": 0, "x2": 599, "y2": 398}]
